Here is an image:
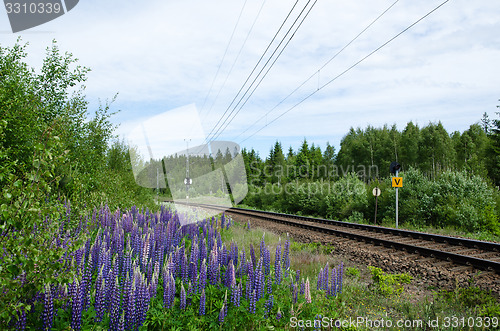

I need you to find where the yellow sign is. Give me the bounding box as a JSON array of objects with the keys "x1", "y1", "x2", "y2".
[{"x1": 392, "y1": 177, "x2": 403, "y2": 188}]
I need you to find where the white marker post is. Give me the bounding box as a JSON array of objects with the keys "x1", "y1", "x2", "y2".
[
  {"x1": 372, "y1": 187, "x2": 381, "y2": 224},
  {"x1": 395, "y1": 169, "x2": 399, "y2": 229},
  {"x1": 390, "y1": 161, "x2": 402, "y2": 229}
]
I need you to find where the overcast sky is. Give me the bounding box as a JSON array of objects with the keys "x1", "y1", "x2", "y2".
[{"x1": 1, "y1": 0, "x2": 499, "y2": 158}]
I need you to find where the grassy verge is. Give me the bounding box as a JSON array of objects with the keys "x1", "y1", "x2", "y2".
[{"x1": 226, "y1": 216, "x2": 500, "y2": 330}]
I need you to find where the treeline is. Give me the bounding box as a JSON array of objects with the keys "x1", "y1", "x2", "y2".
[
  {"x1": 242, "y1": 118, "x2": 500, "y2": 186},
  {"x1": 0, "y1": 41, "x2": 155, "y2": 322},
  {"x1": 240, "y1": 112, "x2": 500, "y2": 236}
]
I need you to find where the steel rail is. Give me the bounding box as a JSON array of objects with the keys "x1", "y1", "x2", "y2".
[{"x1": 168, "y1": 201, "x2": 500, "y2": 273}]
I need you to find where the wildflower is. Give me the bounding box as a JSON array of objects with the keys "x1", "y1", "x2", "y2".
[
  {"x1": 71, "y1": 279, "x2": 82, "y2": 331},
  {"x1": 199, "y1": 289, "x2": 206, "y2": 316},
  {"x1": 249, "y1": 289, "x2": 257, "y2": 314},
  {"x1": 43, "y1": 283, "x2": 54, "y2": 331},
  {"x1": 275, "y1": 242, "x2": 282, "y2": 285},
  {"x1": 276, "y1": 307, "x2": 282, "y2": 320},
  {"x1": 180, "y1": 283, "x2": 186, "y2": 310},
  {"x1": 219, "y1": 304, "x2": 226, "y2": 324},
  {"x1": 305, "y1": 277, "x2": 312, "y2": 304}
]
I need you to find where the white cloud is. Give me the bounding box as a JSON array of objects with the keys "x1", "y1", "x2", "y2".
[{"x1": 0, "y1": 0, "x2": 499, "y2": 156}]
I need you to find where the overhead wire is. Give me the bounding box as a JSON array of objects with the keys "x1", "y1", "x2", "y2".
[
  {"x1": 211, "y1": 0, "x2": 319, "y2": 142},
  {"x1": 198, "y1": 0, "x2": 249, "y2": 117},
  {"x1": 234, "y1": 0, "x2": 401, "y2": 140},
  {"x1": 239, "y1": 0, "x2": 453, "y2": 144},
  {"x1": 203, "y1": 0, "x2": 268, "y2": 122},
  {"x1": 203, "y1": 0, "x2": 301, "y2": 145}
]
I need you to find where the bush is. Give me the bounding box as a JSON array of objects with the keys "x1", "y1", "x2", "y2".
[
  {"x1": 325, "y1": 173, "x2": 367, "y2": 220},
  {"x1": 368, "y1": 266, "x2": 412, "y2": 297}
]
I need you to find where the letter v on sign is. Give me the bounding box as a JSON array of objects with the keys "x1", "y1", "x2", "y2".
[{"x1": 392, "y1": 177, "x2": 403, "y2": 188}]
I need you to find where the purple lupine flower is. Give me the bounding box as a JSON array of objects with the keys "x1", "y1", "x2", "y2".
[
  {"x1": 264, "y1": 295, "x2": 274, "y2": 318},
  {"x1": 181, "y1": 253, "x2": 188, "y2": 283},
  {"x1": 43, "y1": 283, "x2": 54, "y2": 331},
  {"x1": 246, "y1": 257, "x2": 254, "y2": 291},
  {"x1": 296, "y1": 269, "x2": 300, "y2": 284},
  {"x1": 208, "y1": 250, "x2": 219, "y2": 285},
  {"x1": 95, "y1": 268, "x2": 106, "y2": 322},
  {"x1": 223, "y1": 290, "x2": 228, "y2": 320},
  {"x1": 229, "y1": 241, "x2": 238, "y2": 267},
  {"x1": 238, "y1": 249, "x2": 246, "y2": 276},
  {"x1": 231, "y1": 281, "x2": 239, "y2": 307},
  {"x1": 234, "y1": 282, "x2": 242, "y2": 307},
  {"x1": 124, "y1": 273, "x2": 136, "y2": 331},
  {"x1": 221, "y1": 244, "x2": 228, "y2": 267},
  {"x1": 200, "y1": 238, "x2": 207, "y2": 263},
  {"x1": 247, "y1": 220, "x2": 250, "y2": 230},
  {"x1": 166, "y1": 273, "x2": 175, "y2": 308},
  {"x1": 274, "y1": 242, "x2": 282, "y2": 286},
  {"x1": 305, "y1": 277, "x2": 312, "y2": 303},
  {"x1": 314, "y1": 314, "x2": 322, "y2": 330},
  {"x1": 219, "y1": 304, "x2": 226, "y2": 324},
  {"x1": 118, "y1": 311, "x2": 125, "y2": 331},
  {"x1": 226, "y1": 261, "x2": 236, "y2": 288},
  {"x1": 180, "y1": 283, "x2": 186, "y2": 310},
  {"x1": 300, "y1": 279, "x2": 305, "y2": 295},
  {"x1": 267, "y1": 273, "x2": 273, "y2": 294},
  {"x1": 292, "y1": 282, "x2": 298, "y2": 304},
  {"x1": 276, "y1": 307, "x2": 282, "y2": 320},
  {"x1": 245, "y1": 274, "x2": 252, "y2": 301},
  {"x1": 187, "y1": 281, "x2": 194, "y2": 306},
  {"x1": 15, "y1": 306, "x2": 27, "y2": 330},
  {"x1": 263, "y1": 246, "x2": 271, "y2": 276},
  {"x1": 199, "y1": 289, "x2": 206, "y2": 316},
  {"x1": 249, "y1": 244, "x2": 256, "y2": 268},
  {"x1": 253, "y1": 258, "x2": 264, "y2": 300},
  {"x1": 331, "y1": 267, "x2": 337, "y2": 297},
  {"x1": 188, "y1": 261, "x2": 198, "y2": 287},
  {"x1": 198, "y1": 259, "x2": 207, "y2": 292},
  {"x1": 249, "y1": 289, "x2": 257, "y2": 314},
  {"x1": 110, "y1": 276, "x2": 122, "y2": 331},
  {"x1": 71, "y1": 279, "x2": 82, "y2": 331},
  {"x1": 82, "y1": 255, "x2": 92, "y2": 310}
]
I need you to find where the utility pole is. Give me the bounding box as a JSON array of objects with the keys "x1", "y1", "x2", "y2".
[{"x1": 184, "y1": 139, "x2": 191, "y2": 205}]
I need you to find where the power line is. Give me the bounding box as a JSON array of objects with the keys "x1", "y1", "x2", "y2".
[
  {"x1": 206, "y1": 0, "x2": 318, "y2": 144},
  {"x1": 234, "y1": 0, "x2": 400, "y2": 140},
  {"x1": 203, "y1": 0, "x2": 267, "y2": 121},
  {"x1": 203, "y1": 0, "x2": 301, "y2": 144},
  {"x1": 212, "y1": 0, "x2": 319, "y2": 142},
  {"x1": 199, "y1": 0, "x2": 249, "y2": 117},
  {"x1": 239, "y1": 0, "x2": 452, "y2": 145}
]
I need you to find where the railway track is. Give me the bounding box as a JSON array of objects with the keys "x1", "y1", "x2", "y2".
[{"x1": 170, "y1": 202, "x2": 500, "y2": 274}]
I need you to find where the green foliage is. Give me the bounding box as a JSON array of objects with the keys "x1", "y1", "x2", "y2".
[
  {"x1": 345, "y1": 267, "x2": 360, "y2": 278},
  {"x1": 0, "y1": 124, "x2": 85, "y2": 325},
  {"x1": 0, "y1": 39, "x2": 157, "y2": 324},
  {"x1": 368, "y1": 266, "x2": 412, "y2": 297},
  {"x1": 325, "y1": 173, "x2": 367, "y2": 220},
  {"x1": 437, "y1": 286, "x2": 500, "y2": 317}
]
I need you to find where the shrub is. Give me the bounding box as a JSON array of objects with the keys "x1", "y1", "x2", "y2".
[{"x1": 368, "y1": 266, "x2": 412, "y2": 297}]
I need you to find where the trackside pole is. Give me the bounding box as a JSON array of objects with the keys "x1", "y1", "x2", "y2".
[{"x1": 395, "y1": 169, "x2": 399, "y2": 229}]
